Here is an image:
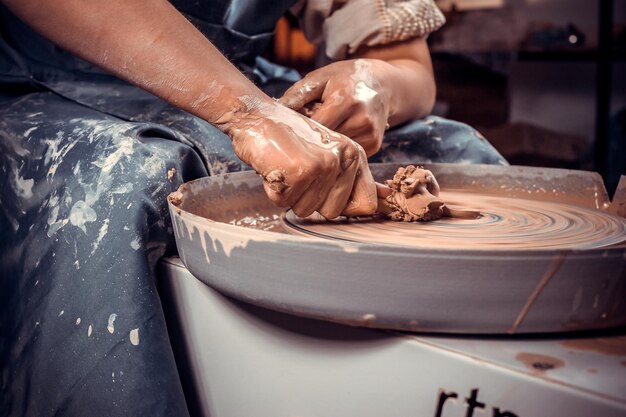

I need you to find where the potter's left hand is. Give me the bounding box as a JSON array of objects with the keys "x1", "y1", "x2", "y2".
[
  {"x1": 280, "y1": 59, "x2": 390, "y2": 157},
  {"x1": 280, "y1": 37, "x2": 437, "y2": 158}
]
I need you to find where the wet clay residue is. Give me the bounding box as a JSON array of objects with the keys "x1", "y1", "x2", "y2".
[
  {"x1": 377, "y1": 165, "x2": 480, "y2": 222},
  {"x1": 515, "y1": 352, "x2": 565, "y2": 373},
  {"x1": 561, "y1": 336, "x2": 626, "y2": 357},
  {"x1": 283, "y1": 189, "x2": 626, "y2": 249},
  {"x1": 168, "y1": 190, "x2": 183, "y2": 206}
]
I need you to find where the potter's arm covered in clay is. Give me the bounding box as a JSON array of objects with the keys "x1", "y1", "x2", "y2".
[
  {"x1": 281, "y1": 0, "x2": 444, "y2": 156},
  {"x1": 1, "y1": 0, "x2": 377, "y2": 219}
]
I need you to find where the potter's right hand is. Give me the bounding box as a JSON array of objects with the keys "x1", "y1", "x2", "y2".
[{"x1": 219, "y1": 99, "x2": 377, "y2": 219}]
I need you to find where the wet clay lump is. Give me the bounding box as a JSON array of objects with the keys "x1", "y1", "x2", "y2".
[{"x1": 377, "y1": 165, "x2": 479, "y2": 222}]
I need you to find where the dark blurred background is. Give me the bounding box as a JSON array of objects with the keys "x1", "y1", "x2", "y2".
[{"x1": 267, "y1": 0, "x2": 626, "y2": 196}]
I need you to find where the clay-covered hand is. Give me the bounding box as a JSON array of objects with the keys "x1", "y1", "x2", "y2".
[
  {"x1": 279, "y1": 59, "x2": 391, "y2": 157},
  {"x1": 218, "y1": 98, "x2": 377, "y2": 219}
]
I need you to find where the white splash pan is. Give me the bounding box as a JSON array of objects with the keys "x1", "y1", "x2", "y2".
[{"x1": 167, "y1": 163, "x2": 626, "y2": 334}]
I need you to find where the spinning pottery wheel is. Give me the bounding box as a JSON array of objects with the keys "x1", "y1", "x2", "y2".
[{"x1": 167, "y1": 163, "x2": 626, "y2": 334}]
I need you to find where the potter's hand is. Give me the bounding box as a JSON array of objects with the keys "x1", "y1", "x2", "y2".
[
  {"x1": 220, "y1": 99, "x2": 377, "y2": 219},
  {"x1": 280, "y1": 59, "x2": 390, "y2": 157},
  {"x1": 281, "y1": 38, "x2": 438, "y2": 157}
]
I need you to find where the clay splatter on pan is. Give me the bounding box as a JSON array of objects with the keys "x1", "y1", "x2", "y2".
[
  {"x1": 561, "y1": 337, "x2": 626, "y2": 356},
  {"x1": 515, "y1": 352, "x2": 565, "y2": 373}
]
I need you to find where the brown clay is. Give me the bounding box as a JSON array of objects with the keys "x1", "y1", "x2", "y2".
[
  {"x1": 282, "y1": 189, "x2": 626, "y2": 250},
  {"x1": 168, "y1": 190, "x2": 183, "y2": 206},
  {"x1": 376, "y1": 165, "x2": 480, "y2": 222},
  {"x1": 561, "y1": 337, "x2": 626, "y2": 357},
  {"x1": 377, "y1": 165, "x2": 445, "y2": 222},
  {"x1": 515, "y1": 352, "x2": 565, "y2": 373}
]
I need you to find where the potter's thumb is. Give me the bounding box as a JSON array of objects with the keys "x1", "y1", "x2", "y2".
[
  {"x1": 342, "y1": 170, "x2": 378, "y2": 217},
  {"x1": 279, "y1": 82, "x2": 323, "y2": 110},
  {"x1": 278, "y1": 90, "x2": 307, "y2": 110},
  {"x1": 375, "y1": 182, "x2": 392, "y2": 199}
]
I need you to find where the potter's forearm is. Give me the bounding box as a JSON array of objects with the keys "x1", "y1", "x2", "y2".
[
  {"x1": 375, "y1": 58, "x2": 435, "y2": 126},
  {"x1": 2, "y1": 0, "x2": 378, "y2": 218},
  {"x1": 352, "y1": 38, "x2": 436, "y2": 126},
  {"x1": 1, "y1": 0, "x2": 269, "y2": 126}
]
